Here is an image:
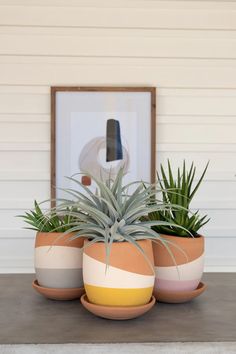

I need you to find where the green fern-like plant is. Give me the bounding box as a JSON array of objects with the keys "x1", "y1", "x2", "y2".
[
  {"x1": 56, "y1": 167, "x2": 187, "y2": 266},
  {"x1": 149, "y1": 160, "x2": 210, "y2": 237}
]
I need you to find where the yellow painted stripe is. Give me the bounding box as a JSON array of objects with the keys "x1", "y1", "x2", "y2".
[{"x1": 85, "y1": 284, "x2": 153, "y2": 306}]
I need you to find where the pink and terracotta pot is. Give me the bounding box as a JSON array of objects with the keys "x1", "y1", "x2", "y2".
[
  {"x1": 153, "y1": 234, "x2": 204, "y2": 295},
  {"x1": 35, "y1": 232, "x2": 84, "y2": 289},
  {"x1": 83, "y1": 239, "x2": 155, "y2": 307}
]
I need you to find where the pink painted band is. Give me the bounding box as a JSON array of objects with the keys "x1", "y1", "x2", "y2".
[{"x1": 155, "y1": 278, "x2": 200, "y2": 292}]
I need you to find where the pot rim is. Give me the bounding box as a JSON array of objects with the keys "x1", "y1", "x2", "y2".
[
  {"x1": 84, "y1": 238, "x2": 152, "y2": 245},
  {"x1": 36, "y1": 231, "x2": 76, "y2": 236},
  {"x1": 160, "y1": 233, "x2": 204, "y2": 239}
]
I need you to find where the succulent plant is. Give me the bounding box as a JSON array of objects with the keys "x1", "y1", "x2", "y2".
[
  {"x1": 56, "y1": 167, "x2": 186, "y2": 266},
  {"x1": 149, "y1": 160, "x2": 210, "y2": 237},
  {"x1": 18, "y1": 200, "x2": 78, "y2": 233}
]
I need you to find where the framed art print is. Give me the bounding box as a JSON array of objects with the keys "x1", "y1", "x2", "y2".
[{"x1": 51, "y1": 87, "x2": 156, "y2": 201}]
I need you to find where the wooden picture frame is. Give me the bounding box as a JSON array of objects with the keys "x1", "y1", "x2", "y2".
[{"x1": 51, "y1": 86, "x2": 156, "y2": 202}]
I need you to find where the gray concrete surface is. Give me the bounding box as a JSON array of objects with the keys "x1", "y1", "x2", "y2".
[
  {"x1": 1, "y1": 343, "x2": 236, "y2": 354},
  {"x1": 0, "y1": 273, "x2": 235, "y2": 344}
]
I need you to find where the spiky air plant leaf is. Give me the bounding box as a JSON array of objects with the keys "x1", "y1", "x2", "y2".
[
  {"x1": 56, "y1": 166, "x2": 188, "y2": 270},
  {"x1": 149, "y1": 160, "x2": 210, "y2": 237}
]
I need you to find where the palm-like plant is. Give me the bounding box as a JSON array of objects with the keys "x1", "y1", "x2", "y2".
[
  {"x1": 149, "y1": 160, "x2": 210, "y2": 237},
  {"x1": 56, "y1": 167, "x2": 186, "y2": 266}
]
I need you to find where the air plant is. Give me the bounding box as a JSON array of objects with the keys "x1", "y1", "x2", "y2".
[{"x1": 55, "y1": 167, "x2": 187, "y2": 267}]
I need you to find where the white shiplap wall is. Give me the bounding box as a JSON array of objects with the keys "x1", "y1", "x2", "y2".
[{"x1": 0, "y1": 0, "x2": 236, "y2": 273}]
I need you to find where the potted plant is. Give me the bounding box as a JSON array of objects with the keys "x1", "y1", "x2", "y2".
[
  {"x1": 149, "y1": 160, "x2": 210, "y2": 299},
  {"x1": 60, "y1": 167, "x2": 179, "y2": 308},
  {"x1": 19, "y1": 201, "x2": 84, "y2": 297}
]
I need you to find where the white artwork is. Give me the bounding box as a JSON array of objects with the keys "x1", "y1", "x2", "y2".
[
  {"x1": 70, "y1": 112, "x2": 137, "y2": 190},
  {"x1": 52, "y1": 88, "x2": 155, "y2": 200}
]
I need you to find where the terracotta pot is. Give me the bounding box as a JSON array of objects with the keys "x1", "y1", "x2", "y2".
[
  {"x1": 83, "y1": 239, "x2": 155, "y2": 307},
  {"x1": 35, "y1": 232, "x2": 84, "y2": 289},
  {"x1": 153, "y1": 234, "x2": 204, "y2": 293}
]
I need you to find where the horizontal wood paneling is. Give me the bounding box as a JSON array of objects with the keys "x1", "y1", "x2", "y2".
[
  {"x1": 158, "y1": 144, "x2": 236, "y2": 152},
  {"x1": 0, "y1": 180, "x2": 235, "y2": 203},
  {"x1": 0, "y1": 0, "x2": 236, "y2": 271},
  {"x1": 1, "y1": 60, "x2": 236, "y2": 88},
  {"x1": 0, "y1": 152, "x2": 49, "y2": 176},
  {"x1": 158, "y1": 152, "x2": 236, "y2": 176},
  {"x1": 2, "y1": 122, "x2": 236, "y2": 144},
  {"x1": 0, "y1": 94, "x2": 49, "y2": 114},
  {"x1": 158, "y1": 125, "x2": 236, "y2": 144},
  {"x1": 0, "y1": 181, "x2": 49, "y2": 200},
  {"x1": 2, "y1": 89, "x2": 236, "y2": 115},
  {"x1": 0, "y1": 171, "x2": 50, "y2": 181},
  {"x1": 0, "y1": 4, "x2": 236, "y2": 30},
  {"x1": 0, "y1": 0, "x2": 236, "y2": 10},
  {"x1": 1, "y1": 142, "x2": 236, "y2": 152},
  {"x1": 3, "y1": 26, "x2": 236, "y2": 39},
  {"x1": 3, "y1": 113, "x2": 236, "y2": 125},
  {"x1": 0, "y1": 114, "x2": 49, "y2": 123},
  {"x1": 1, "y1": 30, "x2": 236, "y2": 59},
  {"x1": 0, "y1": 199, "x2": 50, "y2": 210},
  {"x1": 0, "y1": 122, "x2": 49, "y2": 142},
  {"x1": 0, "y1": 142, "x2": 49, "y2": 151}
]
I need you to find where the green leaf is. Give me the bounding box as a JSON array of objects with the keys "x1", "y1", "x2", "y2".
[
  {"x1": 189, "y1": 161, "x2": 209, "y2": 201},
  {"x1": 148, "y1": 160, "x2": 210, "y2": 236}
]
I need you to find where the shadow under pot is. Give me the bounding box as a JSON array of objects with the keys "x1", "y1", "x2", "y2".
[
  {"x1": 35, "y1": 232, "x2": 84, "y2": 289},
  {"x1": 153, "y1": 234, "x2": 204, "y2": 296},
  {"x1": 83, "y1": 239, "x2": 155, "y2": 307}
]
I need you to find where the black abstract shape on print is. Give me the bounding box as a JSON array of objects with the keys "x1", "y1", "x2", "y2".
[{"x1": 106, "y1": 119, "x2": 123, "y2": 162}]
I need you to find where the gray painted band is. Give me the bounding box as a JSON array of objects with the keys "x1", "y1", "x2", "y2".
[{"x1": 36, "y1": 268, "x2": 83, "y2": 289}]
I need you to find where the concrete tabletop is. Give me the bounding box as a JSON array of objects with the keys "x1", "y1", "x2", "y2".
[{"x1": 0, "y1": 273, "x2": 235, "y2": 344}]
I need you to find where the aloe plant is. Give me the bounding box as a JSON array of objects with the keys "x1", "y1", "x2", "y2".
[
  {"x1": 149, "y1": 160, "x2": 210, "y2": 237},
  {"x1": 56, "y1": 167, "x2": 187, "y2": 266},
  {"x1": 18, "y1": 200, "x2": 78, "y2": 233}
]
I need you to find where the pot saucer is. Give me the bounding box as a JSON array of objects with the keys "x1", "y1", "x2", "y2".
[
  {"x1": 154, "y1": 281, "x2": 206, "y2": 304},
  {"x1": 81, "y1": 294, "x2": 156, "y2": 320},
  {"x1": 32, "y1": 280, "x2": 85, "y2": 300}
]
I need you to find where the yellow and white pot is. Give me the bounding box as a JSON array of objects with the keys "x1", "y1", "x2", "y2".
[
  {"x1": 83, "y1": 239, "x2": 155, "y2": 307},
  {"x1": 35, "y1": 232, "x2": 84, "y2": 289}
]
